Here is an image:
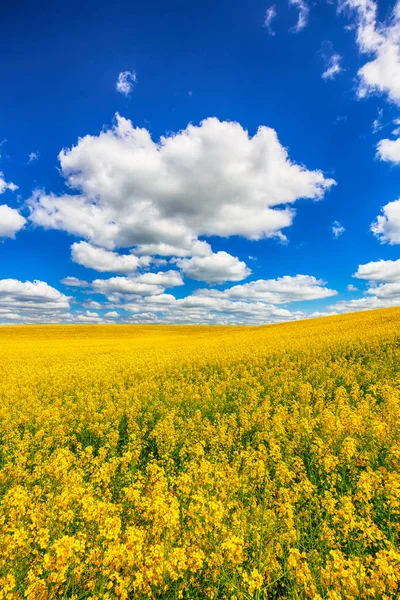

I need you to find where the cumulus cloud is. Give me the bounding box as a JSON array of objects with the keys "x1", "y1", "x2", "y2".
[
  {"x1": 371, "y1": 199, "x2": 400, "y2": 244},
  {"x1": 91, "y1": 270, "x2": 184, "y2": 299},
  {"x1": 332, "y1": 220, "x2": 345, "y2": 238},
  {"x1": 377, "y1": 136, "x2": 400, "y2": 162},
  {"x1": 322, "y1": 52, "x2": 343, "y2": 80},
  {"x1": 194, "y1": 274, "x2": 337, "y2": 304},
  {"x1": 343, "y1": 0, "x2": 400, "y2": 105},
  {"x1": 289, "y1": 0, "x2": 309, "y2": 32},
  {"x1": 0, "y1": 173, "x2": 18, "y2": 194},
  {"x1": 354, "y1": 257, "x2": 400, "y2": 282},
  {"x1": 104, "y1": 311, "x2": 120, "y2": 318},
  {"x1": 347, "y1": 284, "x2": 358, "y2": 291},
  {"x1": 71, "y1": 241, "x2": 152, "y2": 273},
  {"x1": 0, "y1": 279, "x2": 71, "y2": 323},
  {"x1": 75, "y1": 310, "x2": 102, "y2": 322},
  {"x1": 176, "y1": 251, "x2": 251, "y2": 284},
  {"x1": 0, "y1": 204, "x2": 26, "y2": 238},
  {"x1": 60, "y1": 276, "x2": 89, "y2": 288},
  {"x1": 264, "y1": 6, "x2": 277, "y2": 35},
  {"x1": 328, "y1": 257, "x2": 400, "y2": 314},
  {"x1": 123, "y1": 293, "x2": 302, "y2": 325},
  {"x1": 116, "y1": 71, "x2": 137, "y2": 96},
  {"x1": 28, "y1": 115, "x2": 335, "y2": 255}
]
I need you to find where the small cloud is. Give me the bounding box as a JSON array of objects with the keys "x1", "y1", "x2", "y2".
[
  {"x1": 322, "y1": 53, "x2": 342, "y2": 80},
  {"x1": 248, "y1": 255, "x2": 257, "y2": 261},
  {"x1": 332, "y1": 220, "x2": 345, "y2": 239},
  {"x1": 27, "y1": 151, "x2": 40, "y2": 164},
  {"x1": 347, "y1": 284, "x2": 358, "y2": 291},
  {"x1": 372, "y1": 108, "x2": 384, "y2": 134},
  {"x1": 320, "y1": 43, "x2": 342, "y2": 80},
  {"x1": 116, "y1": 71, "x2": 137, "y2": 97},
  {"x1": 263, "y1": 6, "x2": 277, "y2": 35},
  {"x1": 188, "y1": 90, "x2": 193, "y2": 97},
  {"x1": 336, "y1": 115, "x2": 347, "y2": 123},
  {"x1": 289, "y1": 0, "x2": 309, "y2": 33},
  {"x1": 60, "y1": 276, "x2": 89, "y2": 288}
]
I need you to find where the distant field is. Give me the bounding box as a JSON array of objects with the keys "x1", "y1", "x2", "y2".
[{"x1": 1, "y1": 308, "x2": 400, "y2": 599}]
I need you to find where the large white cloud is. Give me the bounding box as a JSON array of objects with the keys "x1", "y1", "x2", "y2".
[
  {"x1": 71, "y1": 241, "x2": 152, "y2": 273},
  {"x1": 371, "y1": 199, "x2": 400, "y2": 244},
  {"x1": 176, "y1": 251, "x2": 251, "y2": 284},
  {"x1": 28, "y1": 115, "x2": 335, "y2": 254},
  {"x1": 195, "y1": 274, "x2": 337, "y2": 304},
  {"x1": 344, "y1": 0, "x2": 400, "y2": 105},
  {"x1": 0, "y1": 205, "x2": 26, "y2": 238},
  {"x1": 0, "y1": 279, "x2": 71, "y2": 323},
  {"x1": 354, "y1": 257, "x2": 400, "y2": 282}
]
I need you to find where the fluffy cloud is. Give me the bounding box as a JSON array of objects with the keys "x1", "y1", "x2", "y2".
[
  {"x1": 289, "y1": 0, "x2": 309, "y2": 32},
  {"x1": 28, "y1": 115, "x2": 335, "y2": 255},
  {"x1": 332, "y1": 220, "x2": 345, "y2": 238},
  {"x1": 0, "y1": 279, "x2": 71, "y2": 323},
  {"x1": 354, "y1": 257, "x2": 400, "y2": 282},
  {"x1": 92, "y1": 270, "x2": 184, "y2": 299},
  {"x1": 60, "y1": 276, "x2": 89, "y2": 288},
  {"x1": 75, "y1": 311, "x2": 103, "y2": 322},
  {"x1": 176, "y1": 251, "x2": 251, "y2": 284},
  {"x1": 377, "y1": 137, "x2": 400, "y2": 162},
  {"x1": 196, "y1": 274, "x2": 337, "y2": 304},
  {"x1": 264, "y1": 6, "x2": 277, "y2": 35},
  {"x1": 71, "y1": 241, "x2": 152, "y2": 273},
  {"x1": 0, "y1": 174, "x2": 18, "y2": 194},
  {"x1": 344, "y1": 0, "x2": 400, "y2": 104},
  {"x1": 104, "y1": 311, "x2": 120, "y2": 318},
  {"x1": 116, "y1": 71, "x2": 137, "y2": 96},
  {"x1": 123, "y1": 293, "x2": 302, "y2": 325},
  {"x1": 0, "y1": 205, "x2": 26, "y2": 238},
  {"x1": 371, "y1": 199, "x2": 400, "y2": 244},
  {"x1": 328, "y1": 257, "x2": 400, "y2": 314}
]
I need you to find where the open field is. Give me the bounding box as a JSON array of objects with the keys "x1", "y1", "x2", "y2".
[{"x1": 1, "y1": 308, "x2": 400, "y2": 599}]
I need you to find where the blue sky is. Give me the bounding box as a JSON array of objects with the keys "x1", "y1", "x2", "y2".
[{"x1": 1, "y1": 0, "x2": 400, "y2": 324}]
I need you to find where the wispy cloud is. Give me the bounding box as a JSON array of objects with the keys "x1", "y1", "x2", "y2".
[
  {"x1": 116, "y1": 70, "x2": 137, "y2": 96},
  {"x1": 263, "y1": 5, "x2": 277, "y2": 35}
]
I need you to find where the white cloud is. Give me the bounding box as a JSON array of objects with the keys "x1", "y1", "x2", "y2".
[
  {"x1": 0, "y1": 173, "x2": 18, "y2": 195},
  {"x1": 347, "y1": 283, "x2": 358, "y2": 291},
  {"x1": 176, "y1": 251, "x2": 251, "y2": 284},
  {"x1": 60, "y1": 276, "x2": 89, "y2": 287},
  {"x1": 328, "y1": 257, "x2": 400, "y2": 314},
  {"x1": 28, "y1": 115, "x2": 335, "y2": 255},
  {"x1": 104, "y1": 311, "x2": 120, "y2": 318},
  {"x1": 372, "y1": 108, "x2": 384, "y2": 133},
  {"x1": 91, "y1": 270, "x2": 183, "y2": 299},
  {"x1": 28, "y1": 151, "x2": 40, "y2": 164},
  {"x1": 264, "y1": 6, "x2": 277, "y2": 35},
  {"x1": 377, "y1": 136, "x2": 400, "y2": 162},
  {"x1": 354, "y1": 257, "x2": 400, "y2": 282},
  {"x1": 116, "y1": 71, "x2": 137, "y2": 96},
  {"x1": 0, "y1": 279, "x2": 71, "y2": 323},
  {"x1": 71, "y1": 241, "x2": 152, "y2": 273},
  {"x1": 371, "y1": 199, "x2": 400, "y2": 244},
  {"x1": 289, "y1": 0, "x2": 309, "y2": 32},
  {"x1": 343, "y1": 0, "x2": 400, "y2": 105},
  {"x1": 0, "y1": 205, "x2": 26, "y2": 238},
  {"x1": 322, "y1": 53, "x2": 343, "y2": 80},
  {"x1": 75, "y1": 310, "x2": 102, "y2": 322},
  {"x1": 194, "y1": 274, "x2": 337, "y2": 304},
  {"x1": 332, "y1": 220, "x2": 345, "y2": 238},
  {"x1": 124, "y1": 292, "x2": 303, "y2": 325}
]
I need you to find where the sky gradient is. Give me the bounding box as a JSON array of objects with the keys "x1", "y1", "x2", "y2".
[{"x1": 1, "y1": 0, "x2": 400, "y2": 324}]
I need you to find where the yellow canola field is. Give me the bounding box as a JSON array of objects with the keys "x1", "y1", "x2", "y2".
[{"x1": 1, "y1": 307, "x2": 400, "y2": 600}]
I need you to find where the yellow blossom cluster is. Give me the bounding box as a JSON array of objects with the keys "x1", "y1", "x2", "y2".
[{"x1": 1, "y1": 307, "x2": 400, "y2": 598}]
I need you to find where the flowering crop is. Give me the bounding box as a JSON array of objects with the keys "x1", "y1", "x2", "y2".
[{"x1": 1, "y1": 307, "x2": 400, "y2": 599}]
